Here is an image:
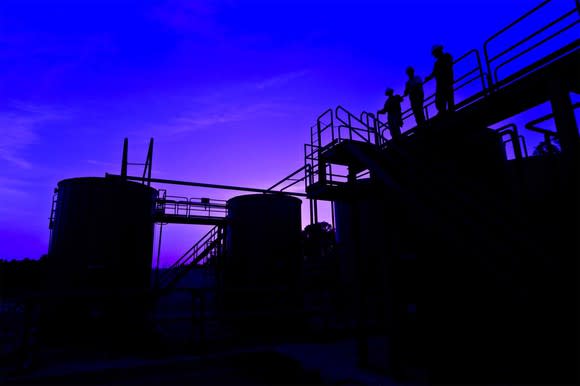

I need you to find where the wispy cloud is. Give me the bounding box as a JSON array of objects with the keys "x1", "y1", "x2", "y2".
[
  {"x1": 146, "y1": 70, "x2": 310, "y2": 136},
  {"x1": 148, "y1": 101, "x2": 290, "y2": 137},
  {"x1": 0, "y1": 177, "x2": 35, "y2": 197},
  {"x1": 150, "y1": 0, "x2": 228, "y2": 39},
  {"x1": 0, "y1": 102, "x2": 70, "y2": 169},
  {"x1": 254, "y1": 70, "x2": 310, "y2": 90}
]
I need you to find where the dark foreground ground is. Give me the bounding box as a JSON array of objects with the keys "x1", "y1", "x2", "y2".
[{"x1": 1, "y1": 339, "x2": 400, "y2": 385}]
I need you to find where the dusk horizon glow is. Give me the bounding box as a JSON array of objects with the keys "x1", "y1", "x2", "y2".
[{"x1": 1, "y1": 0, "x2": 577, "y2": 266}]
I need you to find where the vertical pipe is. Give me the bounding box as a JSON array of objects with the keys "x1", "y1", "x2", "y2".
[
  {"x1": 331, "y1": 200, "x2": 336, "y2": 229},
  {"x1": 121, "y1": 138, "x2": 128, "y2": 179},
  {"x1": 147, "y1": 138, "x2": 154, "y2": 187},
  {"x1": 154, "y1": 223, "x2": 164, "y2": 289},
  {"x1": 313, "y1": 199, "x2": 319, "y2": 224},
  {"x1": 550, "y1": 82, "x2": 579, "y2": 158},
  {"x1": 511, "y1": 129, "x2": 523, "y2": 161},
  {"x1": 351, "y1": 198, "x2": 368, "y2": 367}
]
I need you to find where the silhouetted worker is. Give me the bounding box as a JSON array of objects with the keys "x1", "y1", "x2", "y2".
[
  {"x1": 403, "y1": 66, "x2": 425, "y2": 125},
  {"x1": 425, "y1": 44, "x2": 454, "y2": 114},
  {"x1": 378, "y1": 88, "x2": 403, "y2": 140}
]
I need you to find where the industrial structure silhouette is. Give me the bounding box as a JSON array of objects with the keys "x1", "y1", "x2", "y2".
[{"x1": 1, "y1": 1, "x2": 579, "y2": 384}]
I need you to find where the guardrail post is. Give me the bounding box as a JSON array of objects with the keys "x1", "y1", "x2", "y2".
[
  {"x1": 121, "y1": 138, "x2": 128, "y2": 179},
  {"x1": 549, "y1": 78, "x2": 579, "y2": 158}
]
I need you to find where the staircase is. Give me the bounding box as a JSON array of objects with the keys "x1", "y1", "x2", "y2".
[{"x1": 156, "y1": 225, "x2": 225, "y2": 291}]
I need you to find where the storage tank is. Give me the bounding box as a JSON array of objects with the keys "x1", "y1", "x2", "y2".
[
  {"x1": 221, "y1": 193, "x2": 302, "y2": 336},
  {"x1": 223, "y1": 193, "x2": 302, "y2": 287},
  {"x1": 48, "y1": 177, "x2": 157, "y2": 290},
  {"x1": 43, "y1": 177, "x2": 158, "y2": 347},
  {"x1": 333, "y1": 179, "x2": 416, "y2": 369}
]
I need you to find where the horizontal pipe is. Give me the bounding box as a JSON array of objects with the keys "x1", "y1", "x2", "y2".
[{"x1": 105, "y1": 173, "x2": 308, "y2": 197}]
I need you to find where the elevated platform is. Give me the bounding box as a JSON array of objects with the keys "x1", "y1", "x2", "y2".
[
  {"x1": 154, "y1": 213, "x2": 226, "y2": 226},
  {"x1": 412, "y1": 40, "x2": 579, "y2": 134},
  {"x1": 318, "y1": 140, "x2": 378, "y2": 172},
  {"x1": 154, "y1": 198, "x2": 227, "y2": 225},
  {"x1": 306, "y1": 40, "x2": 579, "y2": 201}
]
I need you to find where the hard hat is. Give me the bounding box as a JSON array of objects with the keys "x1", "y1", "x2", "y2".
[
  {"x1": 385, "y1": 87, "x2": 394, "y2": 94},
  {"x1": 432, "y1": 44, "x2": 443, "y2": 54},
  {"x1": 406, "y1": 66, "x2": 415, "y2": 73}
]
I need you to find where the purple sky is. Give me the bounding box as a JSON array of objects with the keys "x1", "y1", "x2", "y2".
[{"x1": 0, "y1": 0, "x2": 578, "y2": 266}]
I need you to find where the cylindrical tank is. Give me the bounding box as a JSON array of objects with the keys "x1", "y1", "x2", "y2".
[
  {"x1": 221, "y1": 193, "x2": 302, "y2": 336},
  {"x1": 333, "y1": 179, "x2": 416, "y2": 369},
  {"x1": 43, "y1": 177, "x2": 158, "y2": 348},
  {"x1": 333, "y1": 179, "x2": 396, "y2": 284},
  {"x1": 224, "y1": 193, "x2": 302, "y2": 287},
  {"x1": 49, "y1": 177, "x2": 157, "y2": 290}
]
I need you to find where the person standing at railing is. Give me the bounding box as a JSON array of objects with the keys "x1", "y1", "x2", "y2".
[
  {"x1": 425, "y1": 44, "x2": 455, "y2": 114},
  {"x1": 403, "y1": 66, "x2": 425, "y2": 125},
  {"x1": 377, "y1": 87, "x2": 403, "y2": 140}
]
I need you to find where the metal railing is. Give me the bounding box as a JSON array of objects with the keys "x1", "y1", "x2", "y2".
[
  {"x1": 484, "y1": 0, "x2": 580, "y2": 86},
  {"x1": 400, "y1": 49, "x2": 487, "y2": 128},
  {"x1": 356, "y1": 49, "x2": 487, "y2": 145},
  {"x1": 303, "y1": 0, "x2": 578, "y2": 192},
  {"x1": 155, "y1": 190, "x2": 227, "y2": 220},
  {"x1": 495, "y1": 124, "x2": 529, "y2": 160},
  {"x1": 157, "y1": 225, "x2": 224, "y2": 289},
  {"x1": 305, "y1": 105, "x2": 379, "y2": 189},
  {"x1": 335, "y1": 105, "x2": 378, "y2": 144},
  {"x1": 309, "y1": 106, "x2": 378, "y2": 153},
  {"x1": 267, "y1": 165, "x2": 308, "y2": 193}
]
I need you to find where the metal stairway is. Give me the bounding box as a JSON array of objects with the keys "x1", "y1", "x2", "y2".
[{"x1": 156, "y1": 225, "x2": 225, "y2": 291}]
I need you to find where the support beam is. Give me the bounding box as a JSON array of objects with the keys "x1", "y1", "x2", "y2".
[
  {"x1": 105, "y1": 174, "x2": 308, "y2": 197},
  {"x1": 121, "y1": 138, "x2": 128, "y2": 179}
]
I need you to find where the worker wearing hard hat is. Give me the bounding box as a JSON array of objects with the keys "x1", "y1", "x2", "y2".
[
  {"x1": 425, "y1": 44, "x2": 455, "y2": 114},
  {"x1": 377, "y1": 87, "x2": 404, "y2": 140},
  {"x1": 403, "y1": 66, "x2": 426, "y2": 125}
]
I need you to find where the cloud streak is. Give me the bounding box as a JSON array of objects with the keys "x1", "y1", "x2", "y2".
[
  {"x1": 149, "y1": 70, "x2": 310, "y2": 136},
  {"x1": 254, "y1": 70, "x2": 310, "y2": 90},
  {"x1": 150, "y1": 0, "x2": 228, "y2": 39},
  {"x1": 0, "y1": 102, "x2": 70, "y2": 169}
]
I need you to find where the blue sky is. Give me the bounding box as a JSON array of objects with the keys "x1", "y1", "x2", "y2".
[{"x1": 0, "y1": 0, "x2": 578, "y2": 265}]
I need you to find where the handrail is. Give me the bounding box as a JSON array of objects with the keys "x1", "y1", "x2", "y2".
[
  {"x1": 336, "y1": 124, "x2": 367, "y2": 143},
  {"x1": 493, "y1": 18, "x2": 580, "y2": 82},
  {"x1": 335, "y1": 105, "x2": 376, "y2": 140},
  {"x1": 496, "y1": 123, "x2": 525, "y2": 160},
  {"x1": 484, "y1": 0, "x2": 580, "y2": 86},
  {"x1": 158, "y1": 225, "x2": 223, "y2": 289},
  {"x1": 484, "y1": 0, "x2": 552, "y2": 87},
  {"x1": 490, "y1": 9, "x2": 576, "y2": 67},
  {"x1": 457, "y1": 49, "x2": 487, "y2": 92},
  {"x1": 399, "y1": 49, "x2": 486, "y2": 130},
  {"x1": 361, "y1": 110, "x2": 390, "y2": 145},
  {"x1": 156, "y1": 195, "x2": 227, "y2": 219},
  {"x1": 267, "y1": 165, "x2": 307, "y2": 192},
  {"x1": 314, "y1": 108, "x2": 334, "y2": 149}
]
